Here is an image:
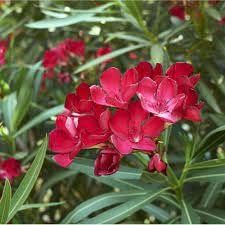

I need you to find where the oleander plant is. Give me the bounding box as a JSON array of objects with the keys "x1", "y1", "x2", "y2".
[{"x1": 0, "y1": 0, "x2": 225, "y2": 224}]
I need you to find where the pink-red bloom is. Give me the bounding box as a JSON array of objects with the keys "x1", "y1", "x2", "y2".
[
  {"x1": 0, "y1": 40, "x2": 7, "y2": 66},
  {"x1": 96, "y1": 46, "x2": 112, "y2": 65},
  {"x1": 48, "y1": 61, "x2": 202, "y2": 176},
  {"x1": 0, "y1": 158, "x2": 22, "y2": 181},
  {"x1": 169, "y1": 5, "x2": 186, "y2": 21},
  {"x1": 109, "y1": 101, "x2": 164, "y2": 154},
  {"x1": 148, "y1": 154, "x2": 167, "y2": 174},
  {"x1": 90, "y1": 67, "x2": 139, "y2": 109},
  {"x1": 94, "y1": 148, "x2": 121, "y2": 176}
]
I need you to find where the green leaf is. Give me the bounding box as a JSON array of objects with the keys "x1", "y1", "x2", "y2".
[
  {"x1": 181, "y1": 199, "x2": 200, "y2": 224},
  {"x1": 81, "y1": 187, "x2": 170, "y2": 224},
  {"x1": 187, "y1": 158, "x2": 225, "y2": 171},
  {"x1": 0, "y1": 179, "x2": 11, "y2": 224},
  {"x1": 13, "y1": 105, "x2": 64, "y2": 137},
  {"x1": 196, "y1": 209, "x2": 225, "y2": 224},
  {"x1": 143, "y1": 204, "x2": 170, "y2": 222},
  {"x1": 62, "y1": 191, "x2": 146, "y2": 223},
  {"x1": 205, "y1": 7, "x2": 221, "y2": 21},
  {"x1": 26, "y1": 15, "x2": 125, "y2": 29},
  {"x1": 151, "y1": 44, "x2": 164, "y2": 64},
  {"x1": 12, "y1": 73, "x2": 33, "y2": 129},
  {"x1": 19, "y1": 201, "x2": 64, "y2": 211},
  {"x1": 185, "y1": 166, "x2": 225, "y2": 183},
  {"x1": 1, "y1": 93, "x2": 17, "y2": 132},
  {"x1": 194, "y1": 125, "x2": 225, "y2": 159},
  {"x1": 199, "y1": 183, "x2": 222, "y2": 209},
  {"x1": 7, "y1": 136, "x2": 48, "y2": 222},
  {"x1": 198, "y1": 81, "x2": 222, "y2": 114},
  {"x1": 69, "y1": 157, "x2": 142, "y2": 180},
  {"x1": 74, "y1": 43, "x2": 150, "y2": 74}
]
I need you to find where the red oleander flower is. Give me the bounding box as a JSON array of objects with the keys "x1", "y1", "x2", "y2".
[
  {"x1": 136, "y1": 61, "x2": 163, "y2": 81},
  {"x1": 96, "y1": 46, "x2": 112, "y2": 65},
  {"x1": 94, "y1": 148, "x2": 121, "y2": 176},
  {"x1": 148, "y1": 154, "x2": 167, "y2": 174},
  {"x1": 169, "y1": 5, "x2": 186, "y2": 21},
  {"x1": 63, "y1": 39, "x2": 85, "y2": 58},
  {"x1": 42, "y1": 47, "x2": 68, "y2": 68},
  {"x1": 0, "y1": 39, "x2": 7, "y2": 66},
  {"x1": 109, "y1": 101, "x2": 164, "y2": 154},
  {"x1": 42, "y1": 70, "x2": 55, "y2": 80},
  {"x1": 137, "y1": 76, "x2": 186, "y2": 123},
  {"x1": 0, "y1": 158, "x2": 22, "y2": 181},
  {"x1": 49, "y1": 110, "x2": 111, "y2": 167},
  {"x1": 166, "y1": 62, "x2": 202, "y2": 121},
  {"x1": 90, "y1": 67, "x2": 139, "y2": 109}
]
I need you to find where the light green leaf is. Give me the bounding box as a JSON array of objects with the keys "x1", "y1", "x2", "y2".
[
  {"x1": 27, "y1": 15, "x2": 125, "y2": 29},
  {"x1": 62, "y1": 191, "x2": 146, "y2": 224},
  {"x1": 74, "y1": 43, "x2": 150, "y2": 74},
  {"x1": 13, "y1": 105, "x2": 64, "y2": 137},
  {"x1": 198, "y1": 81, "x2": 221, "y2": 114},
  {"x1": 7, "y1": 136, "x2": 48, "y2": 222},
  {"x1": 151, "y1": 44, "x2": 164, "y2": 64},
  {"x1": 196, "y1": 209, "x2": 225, "y2": 224},
  {"x1": 1, "y1": 93, "x2": 17, "y2": 132},
  {"x1": 19, "y1": 201, "x2": 64, "y2": 211},
  {"x1": 187, "y1": 158, "x2": 225, "y2": 171},
  {"x1": 81, "y1": 187, "x2": 170, "y2": 224},
  {"x1": 194, "y1": 125, "x2": 225, "y2": 159},
  {"x1": 185, "y1": 166, "x2": 225, "y2": 183},
  {"x1": 199, "y1": 183, "x2": 222, "y2": 209},
  {"x1": 0, "y1": 179, "x2": 11, "y2": 224},
  {"x1": 143, "y1": 204, "x2": 170, "y2": 222},
  {"x1": 181, "y1": 199, "x2": 200, "y2": 224},
  {"x1": 205, "y1": 7, "x2": 221, "y2": 21}
]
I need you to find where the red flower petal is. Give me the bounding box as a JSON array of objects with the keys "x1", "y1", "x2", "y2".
[
  {"x1": 157, "y1": 77, "x2": 177, "y2": 102},
  {"x1": 169, "y1": 5, "x2": 185, "y2": 21},
  {"x1": 76, "y1": 82, "x2": 90, "y2": 99},
  {"x1": 143, "y1": 116, "x2": 165, "y2": 138},
  {"x1": 137, "y1": 77, "x2": 157, "y2": 101},
  {"x1": 184, "y1": 106, "x2": 201, "y2": 121},
  {"x1": 136, "y1": 61, "x2": 153, "y2": 80},
  {"x1": 189, "y1": 73, "x2": 200, "y2": 87},
  {"x1": 166, "y1": 62, "x2": 193, "y2": 78},
  {"x1": 132, "y1": 137, "x2": 156, "y2": 151},
  {"x1": 153, "y1": 63, "x2": 163, "y2": 77},
  {"x1": 49, "y1": 129, "x2": 77, "y2": 153},
  {"x1": 100, "y1": 67, "x2": 121, "y2": 95},
  {"x1": 111, "y1": 135, "x2": 133, "y2": 155},
  {"x1": 90, "y1": 85, "x2": 108, "y2": 106},
  {"x1": 109, "y1": 110, "x2": 129, "y2": 139},
  {"x1": 53, "y1": 154, "x2": 73, "y2": 167}
]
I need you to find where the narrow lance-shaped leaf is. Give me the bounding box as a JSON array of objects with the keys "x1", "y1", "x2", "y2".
[
  {"x1": 196, "y1": 209, "x2": 225, "y2": 224},
  {"x1": 0, "y1": 179, "x2": 11, "y2": 224},
  {"x1": 13, "y1": 105, "x2": 64, "y2": 137},
  {"x1": 199, "y1": 183, "x2": 222, "y2": 209},
  {"x1": 7, "y1": 136, "x2": 48, "y2": 222},
  {"x1": 74, "y1": 43, "x2": 150, "y2": 74},
  {"x1": 82, "y1": 187, "x2": 170, "y2": 224},
  {"x1": 181, "y1": 198, "x2": 200, "y2": 224},
  {"x1": 62, "y1": 191, "x2": 147, "y2": 224}
]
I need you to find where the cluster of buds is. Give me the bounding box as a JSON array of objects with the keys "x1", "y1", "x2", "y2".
[{"x1": 48, "y1": 61, "x2": 202, "y2": 176}]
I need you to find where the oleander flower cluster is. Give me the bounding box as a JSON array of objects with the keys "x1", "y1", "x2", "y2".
[
  {"x1": 0, "y1": 39, "x2": 8, "y2": 66},
  {"x1": 41, "y1": 40, "x2": 113, "y2": 91},
  {"x1": 49, "y1": 61, "x2": 202, "y2": 176}
]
